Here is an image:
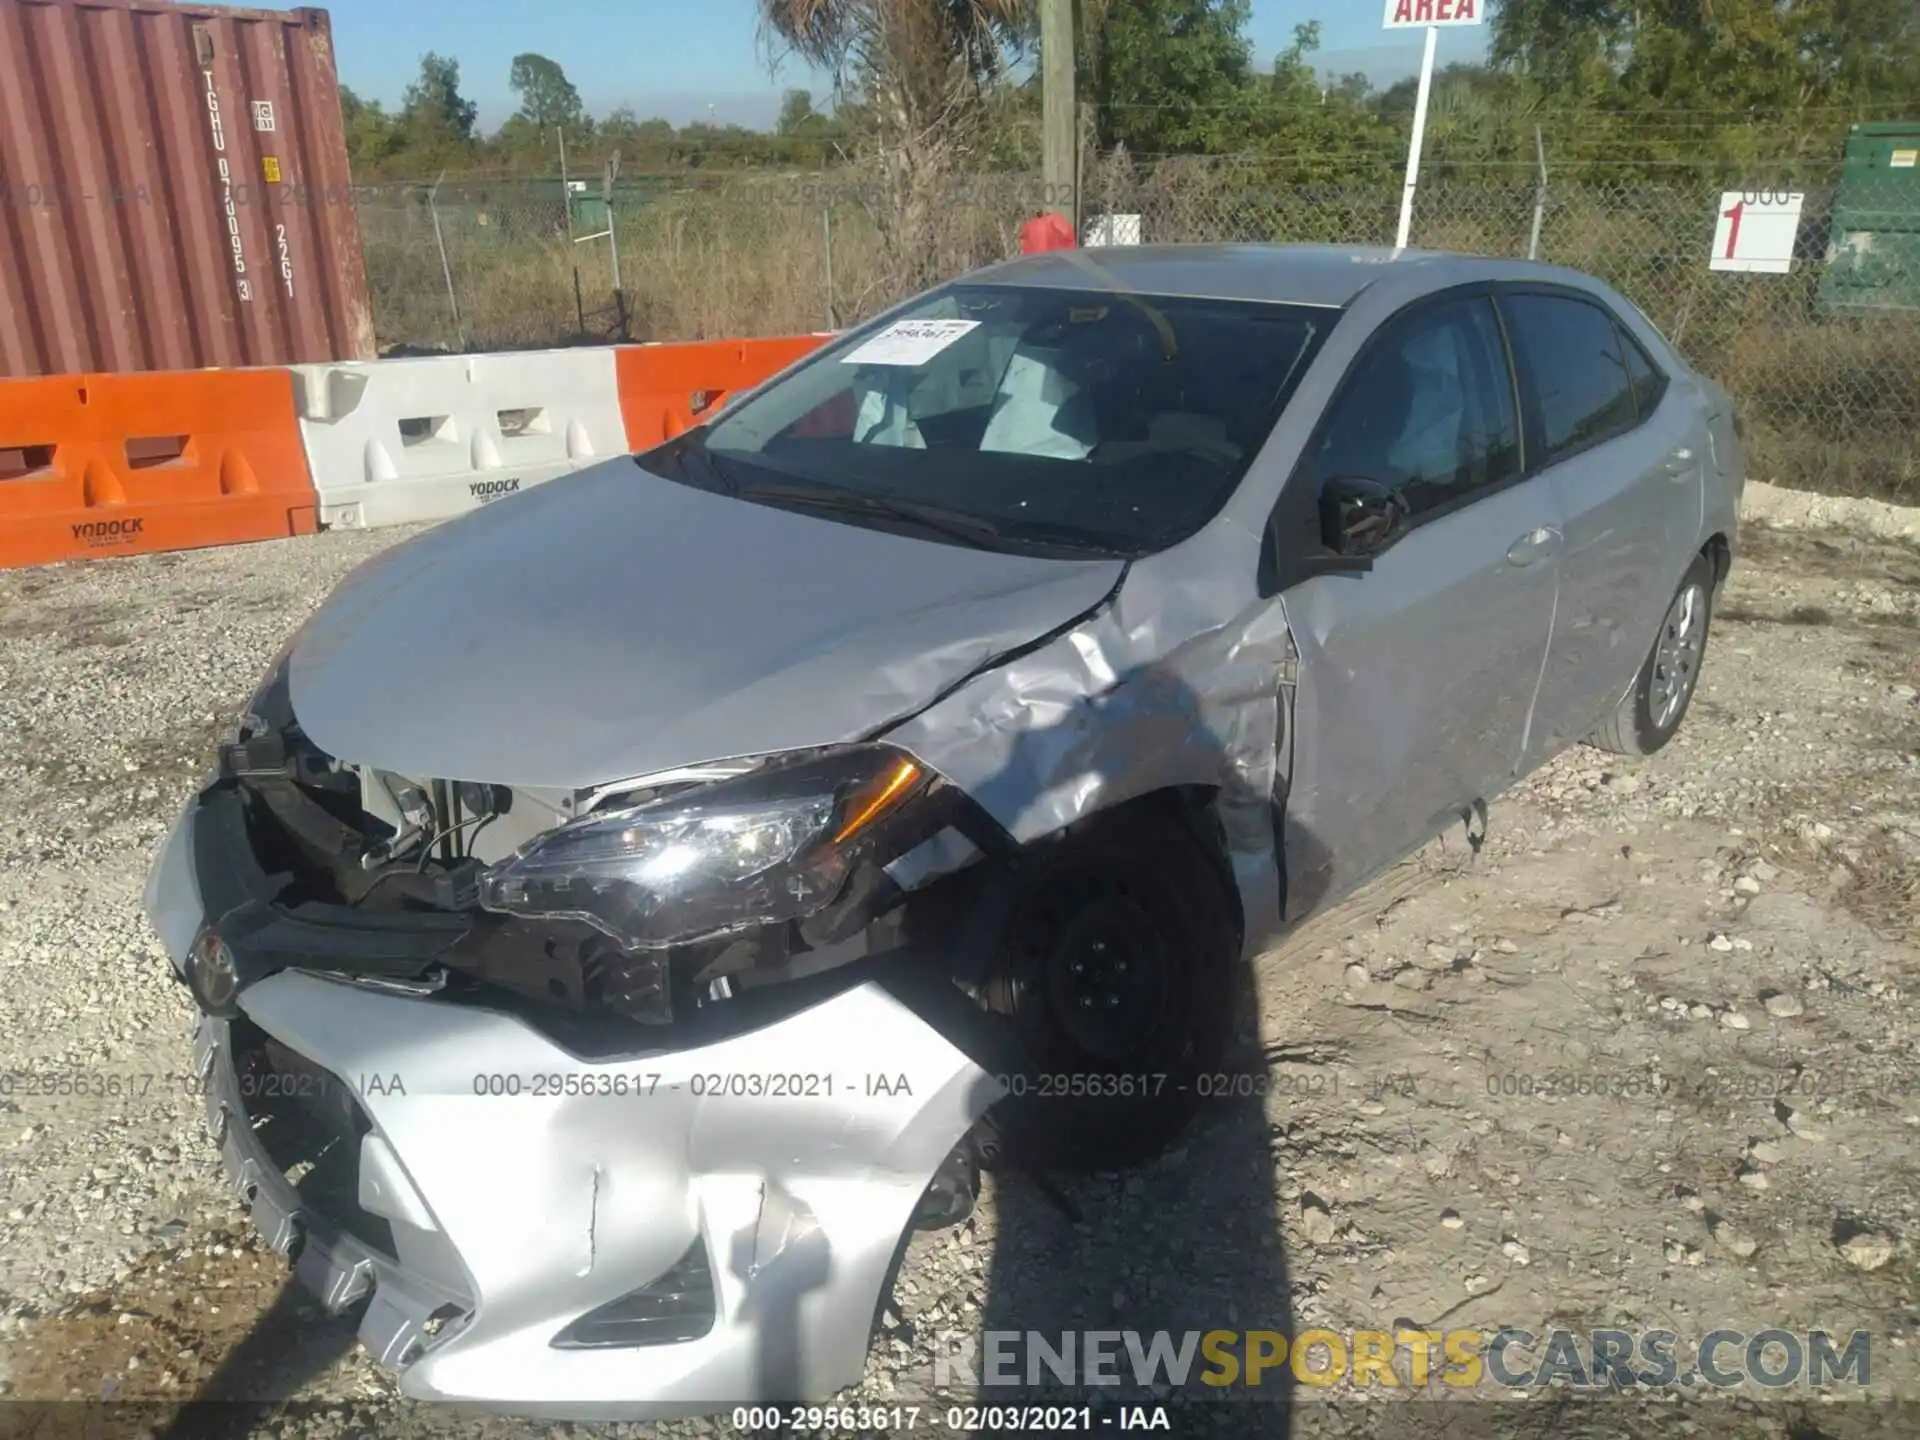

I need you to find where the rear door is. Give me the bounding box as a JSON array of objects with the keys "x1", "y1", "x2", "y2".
[
  {"x1": 1497, "y1": 289, "x2": 1706, "y2": 762},
  {"x1": 1268, "y1": 292, "x2": 1563, "y2": 917}
]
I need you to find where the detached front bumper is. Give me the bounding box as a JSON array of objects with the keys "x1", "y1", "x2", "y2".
[{"x1": 152, "y1": 797, "x2": 1001, "y2": 1418}]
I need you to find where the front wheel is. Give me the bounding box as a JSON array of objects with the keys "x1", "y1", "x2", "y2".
[
  {"x1": 1591, "y1": 552, "x2": 1715, "y2": 757},
  {"x1": 977, "y1": 807, "x2": 1237, "y2": 1171}
]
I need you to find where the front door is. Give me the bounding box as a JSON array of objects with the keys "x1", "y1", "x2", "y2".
[{"x1": 1270, "y1": 293, "x2": 1563, "y2": 918}]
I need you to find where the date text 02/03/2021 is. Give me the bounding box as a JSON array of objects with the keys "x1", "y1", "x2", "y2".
[{"x1": 730, "y1": 1406, "x2": 1171, "y2": 1433}]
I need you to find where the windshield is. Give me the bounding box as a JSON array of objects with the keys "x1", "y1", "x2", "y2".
[{"x1": 680, "y1": 282, "x2": 1327, "y2": 558}]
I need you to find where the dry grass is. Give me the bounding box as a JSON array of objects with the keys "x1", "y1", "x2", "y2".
[
  {"x1": 1729, "y1": 320, "x2": 1920, "y2": 501},
  {"x1": 358, "y1": 178, "x2": 1023, "y2": 352}
]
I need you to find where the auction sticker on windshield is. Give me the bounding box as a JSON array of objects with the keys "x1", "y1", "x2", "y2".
[{"x1": 841, "y1": 319, "x2": 981, "y2": 367}]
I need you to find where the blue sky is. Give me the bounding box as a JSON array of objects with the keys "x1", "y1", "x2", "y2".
[{"x1": 314, "y1": 0, "x2": 1491, "y2": 130}]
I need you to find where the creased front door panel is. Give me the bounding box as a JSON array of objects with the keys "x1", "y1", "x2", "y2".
[{"x1": 1282, "y1": 482, "x2": 1561, "y2": 917}]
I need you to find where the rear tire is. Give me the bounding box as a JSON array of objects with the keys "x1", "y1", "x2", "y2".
[
  {"x1": 1591, "y1": 552, "x2": 1714, "y2": 757},
  {"x1": 977, "y1": 806, "x2": 1237, "y2": 1172}
]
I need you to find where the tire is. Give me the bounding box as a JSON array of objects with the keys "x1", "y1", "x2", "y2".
[
  {"x1": 1591, "y1": 551, "x2": 1715, "y2": 757},
  {"x1": 975, "y1": 805, "x2": 1237, "y2": 1171}
]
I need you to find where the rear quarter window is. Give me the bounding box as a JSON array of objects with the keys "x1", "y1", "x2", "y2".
[{"x1": 1618, "y1": 323, "x2": 1669, "y2": 420}]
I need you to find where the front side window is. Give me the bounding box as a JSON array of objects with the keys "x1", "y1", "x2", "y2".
[
  {"x1": 681, "y1": 284, "x2": 1326, "y2": 557},
  {"x1": 1307, "y1": 295, "x2": 1521, "y2": 518},
  {"x1": 1500, "y1": 293, "x2": 1639, "y2": 461}
]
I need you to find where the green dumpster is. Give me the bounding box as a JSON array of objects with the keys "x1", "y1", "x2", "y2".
[
  {"x1": 567, "y1": 178, "x2": 665, "y2": 234},
  {"x1": 568, "y1": 183, "x2": 610, "y2": 233},
  {"x1": 1816, "y1": 121, "x2": 1920, "y2": 316}
]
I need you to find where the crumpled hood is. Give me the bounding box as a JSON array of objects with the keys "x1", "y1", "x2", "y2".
[{"x1": 287, "y1": 458, "x2": 1123, "y2": 789}]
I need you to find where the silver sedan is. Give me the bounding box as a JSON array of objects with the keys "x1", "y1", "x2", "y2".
[{"x1": 146, "y1": 243, "x2": 1744, "y2": 1414}]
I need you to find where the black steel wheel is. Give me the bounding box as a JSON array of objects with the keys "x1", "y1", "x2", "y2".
[{"x1": 979, "y1": 805, "x2": 1237, "y2": 1170}]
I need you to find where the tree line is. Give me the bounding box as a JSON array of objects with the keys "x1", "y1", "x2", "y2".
[
  {"x1": 340, "y1": 1, "x2": 1920, "y2": 185},
  {"x1": 340, "y1": 53, "x2": 853, "y2": 178}
]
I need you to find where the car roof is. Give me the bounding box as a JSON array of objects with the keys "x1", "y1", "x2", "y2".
[{"x1": 964, "y1": 243, "x2": 1583, "y2": 309}]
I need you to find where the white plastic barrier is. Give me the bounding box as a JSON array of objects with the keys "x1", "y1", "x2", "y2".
[{"x1": 291, "y1": 349, "x2": 628, "y2": 530}]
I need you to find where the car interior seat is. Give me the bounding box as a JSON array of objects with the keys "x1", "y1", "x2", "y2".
[{"x1": 979, "y1": 343, "x2": 1096, "y2": 460}]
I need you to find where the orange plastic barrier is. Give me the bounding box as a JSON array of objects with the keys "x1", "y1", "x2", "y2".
[
  {"x1": 615, "y1": 335, "x2": 833, "y2": 450},
  {"x1": 0, "y1": 369, "x2": 317, "y2": 569}
]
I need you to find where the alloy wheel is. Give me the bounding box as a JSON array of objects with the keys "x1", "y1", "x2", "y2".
[{"x1": 1651, "y1": 581, "x2": 1706, "y2": 730}]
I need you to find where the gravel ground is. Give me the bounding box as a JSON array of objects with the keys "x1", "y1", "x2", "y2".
[{"x1": 0, "y1": 483, "x2": 1915, "y2": 1439}]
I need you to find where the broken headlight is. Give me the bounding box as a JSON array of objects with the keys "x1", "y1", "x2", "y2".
[{"x1": 478, "y1": 746, "x2": 937, "y2": 949}]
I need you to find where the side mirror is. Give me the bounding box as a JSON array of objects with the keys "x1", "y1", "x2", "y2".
[{"x1": 1319, "y1": 475, "x2": 1410, "y2": 561}]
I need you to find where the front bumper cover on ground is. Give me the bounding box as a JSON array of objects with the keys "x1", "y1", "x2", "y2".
[{"x1": 154, "y1": 797, "x2": 1003, "y2": 1417}]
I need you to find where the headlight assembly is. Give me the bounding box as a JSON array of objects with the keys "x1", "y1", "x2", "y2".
[{"x1": 478, "y1": 746, "x2": 942, "y2": 950}]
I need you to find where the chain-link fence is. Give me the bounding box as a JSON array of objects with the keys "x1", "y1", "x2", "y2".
[
  {"x1": 354, "y1": 160, "x2": 1918, "y2": 501},
  {"x1": 1084, "y1": 158, "x2": 1918, "y2": 502},
  {"x1": 353, "y1": 173, "x2": 1031, "y2": 351}
]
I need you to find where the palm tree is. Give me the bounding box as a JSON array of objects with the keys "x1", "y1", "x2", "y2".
[{"x1": 759, "y1": 0, "x2": 1034, "y2": 287}]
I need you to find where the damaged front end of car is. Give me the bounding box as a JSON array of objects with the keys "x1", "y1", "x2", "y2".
[
  {"x1": 195, "y1": 660, "x2": 1008, "y2": 1028},
  {"x1": 146, "y1": 655, "x2": 1022, "y2": 1417},
  {"x1": 141, "y1": 454, "x2": 1308, "y2": 1418}
]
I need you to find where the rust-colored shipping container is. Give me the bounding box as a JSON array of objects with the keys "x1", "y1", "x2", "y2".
[{"x1": 0, "y1": 0, "x2": 375, "y2": 377}]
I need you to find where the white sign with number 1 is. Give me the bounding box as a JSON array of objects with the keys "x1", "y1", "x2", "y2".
[{"x1": 1709, "y1": 190, "x2": 1805, "y2": 274}]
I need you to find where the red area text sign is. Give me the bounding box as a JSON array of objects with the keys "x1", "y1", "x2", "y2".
[{"x1": 1383, "y1": 0, "x2": 1483, "y2": 27}]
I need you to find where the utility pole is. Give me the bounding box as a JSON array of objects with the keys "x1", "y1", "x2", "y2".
[{"x1": 1040, "y1": 0, "x2": 1076, "y2": 232}]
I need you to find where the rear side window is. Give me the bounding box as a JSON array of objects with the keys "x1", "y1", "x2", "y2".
[
  {"x1": 1619, "y1": 325, "x2": 1668, "y2": 419},
  {"x1": 1500, "y1": 293, "x2": 1639, "y2": 462}
]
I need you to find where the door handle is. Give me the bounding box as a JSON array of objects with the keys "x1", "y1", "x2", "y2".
[
  {"x1": 1661, "y1": 447, "x2": 1697, "y2": 480},
  {"x1": 1506, "y1": 526, "x2": 1562, "y2": 567}
]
